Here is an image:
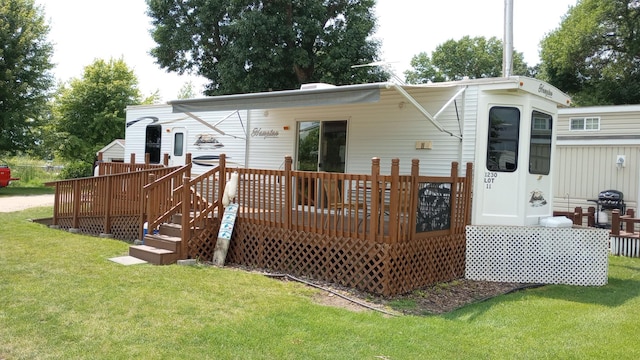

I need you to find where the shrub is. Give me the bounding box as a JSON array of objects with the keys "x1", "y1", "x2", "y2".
[{"x1": 60, "y1": 161, "x2": 93, "y2": 179}]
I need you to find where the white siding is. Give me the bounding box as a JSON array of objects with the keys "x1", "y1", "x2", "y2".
[{"x1": 554, "y1": 106, "x2": 640, "y2": 213}]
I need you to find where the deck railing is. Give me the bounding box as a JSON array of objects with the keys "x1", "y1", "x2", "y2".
[
  {"x1": 223, "y1": 156, "x2": 473, "y2": 244},
  {"x1": 46, "y1": 166, "x2": 180, "y2": 240},
  {"x1": 97, "y1": 153, "x2": 167, "y2": 176}
]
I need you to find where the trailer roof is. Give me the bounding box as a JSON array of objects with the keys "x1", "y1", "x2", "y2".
[{"x1": 168, "y1": 76, "x2": 570, "y2": 113}]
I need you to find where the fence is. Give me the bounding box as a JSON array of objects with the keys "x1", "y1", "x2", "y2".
[
  {"x1": 46, "y1": 166, "x2": 180, "y2": 241},
  {"x1": 188, "y1": 156, "x2": 474, "y2": 296}
]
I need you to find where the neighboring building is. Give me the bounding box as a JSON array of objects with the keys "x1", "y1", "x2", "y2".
[
  {"x1": 97, "y1": 139, "x2": 125, "y2": 162},
  {"x1": 554, "y1": 105, "x2": 640, "y2": 213}
]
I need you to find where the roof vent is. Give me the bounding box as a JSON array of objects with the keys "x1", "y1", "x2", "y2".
[{"x1": 300, "y1": 83, "x2": 336, "y2": 90}]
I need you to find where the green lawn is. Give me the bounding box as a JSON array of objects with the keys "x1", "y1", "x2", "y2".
[{"x1": 1, "y1": 207, "x2": 639, "y2": 359}]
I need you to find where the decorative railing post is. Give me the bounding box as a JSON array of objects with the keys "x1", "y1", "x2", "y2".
[
  {"x1": 369, "y1": 158, "x2": 380, "y2": 242},
  {"x1": 284, "y1": 156, "x2": 292, "y2": 229},
  {"x1": 181, "y1": 176, "x2": 191, "y2": 259}
]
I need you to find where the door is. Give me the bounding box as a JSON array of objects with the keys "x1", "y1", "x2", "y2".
[
  {"x1": 172, "y1": 127, "x2": 187, "y2": 166},
  {"x1": 295, "y1": 120, "x2": 347, "y2": 206},
  {"x1": 296, "y1": 120, "x2": 347, "y2": 172}
]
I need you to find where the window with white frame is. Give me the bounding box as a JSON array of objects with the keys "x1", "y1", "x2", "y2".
[{"x1": 570, "y1": 117, "x2": 600, "y2": 131}]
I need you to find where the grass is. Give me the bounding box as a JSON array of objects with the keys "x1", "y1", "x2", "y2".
[
  {"x1": 2, "y1": 207, "x2": 640, "y2": 359},
  {"x1": 1, "y1": 156, "x2": 62, "y2": 189}
]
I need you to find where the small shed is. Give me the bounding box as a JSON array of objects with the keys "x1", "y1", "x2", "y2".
[{"x1": 97, "y1": 139, "x2": 125, "y2": 163}]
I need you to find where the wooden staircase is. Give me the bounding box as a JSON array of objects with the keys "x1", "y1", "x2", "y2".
[{"x1": 129, "y1": 216, "x2": 184, "y2": 265}]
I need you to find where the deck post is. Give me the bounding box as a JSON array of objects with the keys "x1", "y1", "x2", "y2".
[
  {"x1": 625, "y1": 208, "x2": 635, "y2": 233},
  {"x1": 464, "y1": 162, "x2": 473, "y2": 225},
  {"x1": 612, "y1": 210, "x2": 620, "y2": 235},
  {"x1": 369, "y1": 158, "x2": 380, "y2": 242},
  {"x1": 409, "y1": 159, "x2": 420, "y2": 241},
  {"x1": 574, "y1": 206, "x2": 583, "y2": 226},
  {"x1": 388, "y1": 158, "x2": 400, "y2": 243},
  {"x1": 186, "y1": 153, "x2": 192, "y2": 178},
  {"x1": 103, "y1": 175, "x2": 112, "y2": 235},
  {"x1": 181, "y1": 176, "x2": 190, "y2": 259},
  {"x1": 97, "y1": 152, "x2": 104, "y2": 175},
  {"x1": 163, "y1": 153, "x2": 169, "y2": 166},
  {"x1": 218, "y1": 154, "x2": 226, "y2": 218},
  {"x1": 72, "y1": 180, "x2": 80, "y2": 229},
  {"x1": 284, "y1": 156, "x2": 292, "y2": 229},
  {"x1": 449, "y1": 162, "x2": 459, "y2": 235},
  {"x1": 587, "y1": 207, "x2": 596, "y2": 227}
]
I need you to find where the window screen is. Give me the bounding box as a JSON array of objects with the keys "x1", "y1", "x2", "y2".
[
  {"x1": 529, "y1": 111, "x2": 552, "y2": 175},
  {"x1": 487, "y1": 107, "x2": 520, "y2": 172},
  {"x1": 174, "y1": 132, "x2": 184, "y2": 157}
]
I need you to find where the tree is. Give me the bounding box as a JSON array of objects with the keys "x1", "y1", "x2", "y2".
[
  {"x1": 146, "y1": 0, "x2": 388, "y2": 95},
  {"x1": 404, "y1": 36, "x2": 530, "y2": 84},
  {"x1": 0, "y1": 0, "x2": 54, "y2": 156},
  {"x1": 52, "y1": 58, "x2": 143, "y2": 168},
  {"x1": 540, "y1": 0, "x2": 640, "y2": 105},
  {"x1": 176, "y1": 81, "x2": 199, "y2": 99}
]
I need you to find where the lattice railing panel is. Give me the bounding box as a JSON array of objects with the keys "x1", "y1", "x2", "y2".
[
  {"x1": 387, "y1": 234, "x2": 466, "y2": 295},
  {"x1": 110, "y1": 215, "x2": 142, "y2": 242},
  {"x1": 189, "y1": 224, "x2": 219, "y2": 261},
  {"x1": 77, "y1": 217, "x2": 104, "y2": 236},
  {"x1": 466, "y1": 225, "x2": 609, "y2": 286},
  {"x1": 227, "y1": 221, "x2": 390, "y2": 295}
]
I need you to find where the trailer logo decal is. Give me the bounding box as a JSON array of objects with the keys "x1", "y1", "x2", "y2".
[
  {"x1": 251, "y1": 128, "x2": 279, "y2": 139},
  {"x1": 538, "y1": 84, "x2": 553, "y2": 98},
  {"x1": 529, "y1": 189, "x2": 548, "y2": 207},
  {"x1": 194, "y1": 134, "x2": 224, "y2": 149}
]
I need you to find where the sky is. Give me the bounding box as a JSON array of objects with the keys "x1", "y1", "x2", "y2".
[{"x1": 37, "y1": 0, "x2": 577, "y2": 102}]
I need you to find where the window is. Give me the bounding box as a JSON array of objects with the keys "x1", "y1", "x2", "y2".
[
  {"x1": 570, "y1": 117, "x2": 600, "y2": 131},
  {"x1": 487, "y1": 107, "x2": 520, "y2": 172},
  {"x1": 529, "y1": 111, "x2": 553, "y2": 175},
  {"x1": 173, "y1": 132, "x2": 184, "y2": 157}
]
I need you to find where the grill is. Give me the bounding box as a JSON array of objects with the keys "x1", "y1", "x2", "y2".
[{"x1": 588, "y1": 190, "x2": 626, "y2": 228}]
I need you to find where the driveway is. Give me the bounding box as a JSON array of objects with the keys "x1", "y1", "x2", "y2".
[{"x1": 0, "y1": 194, "x2": 55, "y2": 212}]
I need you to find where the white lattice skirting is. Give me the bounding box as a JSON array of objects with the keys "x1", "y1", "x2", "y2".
[
  {"x1": 465, "y1": 225, "x2": 609, "y2": 286},
  {"x1": 610, "y1": 236, "x2": 640, "y2": 257}
]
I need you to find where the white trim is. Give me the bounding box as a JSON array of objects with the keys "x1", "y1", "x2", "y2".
[
  {"x1": 559, "y1": 104, "x2": 640, "y2": 114},
  {"x1": 557, "y1": 138, "x2": 640, "y2": 146}
]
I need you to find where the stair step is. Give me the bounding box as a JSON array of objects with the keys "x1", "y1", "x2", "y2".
[
  {"x1": 129, "y1": 245, "x2": 178, "y2": 265},
  {"x1": 144, "y1": 234, "x2": 181, "y2": 252},
  {"x1": 159, "y1": 223, "x2": 183, "y2": 238}
]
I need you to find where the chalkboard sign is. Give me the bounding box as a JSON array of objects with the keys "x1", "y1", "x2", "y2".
[{"x1": 415, "y1": 182, "x2": 451, "y2": 232}]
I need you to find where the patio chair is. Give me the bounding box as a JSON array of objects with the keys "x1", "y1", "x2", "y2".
[{"x1": 323, "y1": 178, "x2": 367, "y2": 229}]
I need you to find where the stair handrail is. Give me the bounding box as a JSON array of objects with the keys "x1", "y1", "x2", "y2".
[
  {"x1": 140, "y1": 163, "x2": 193, "y2": 240},
  {"x1": 181, "y1": 162, "x2": 225, "y2": 258}
]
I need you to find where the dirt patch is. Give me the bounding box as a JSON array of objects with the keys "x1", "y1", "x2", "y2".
[{"x1": 241, "y1": 267, "x2": 539, "y2": 316}]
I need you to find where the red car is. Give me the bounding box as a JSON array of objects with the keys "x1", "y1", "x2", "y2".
[{"x1": 0, "y1": 165, "x2": 19, "y2": 188}]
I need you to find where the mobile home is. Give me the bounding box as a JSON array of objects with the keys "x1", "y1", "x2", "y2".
[
  {"x1": 124, "y1": 104, "x2": 248, "y2": 169},
  {"x1": 155, "y1": 77, "x2": 571, "y2": 227},
  {"x1": 554, "y1": 104, "x2": 640, "y2": 215}
]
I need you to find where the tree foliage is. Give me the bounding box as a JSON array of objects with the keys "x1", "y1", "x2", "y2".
[
  {"x1": 540, "y1": 0, "x2": 640, "y2": 105},
  {"x1": 0, "y1": 0, "x2": 54, "y2": 156},
  {"x1": 404, "y1": 36, "x2": 529, "y2": 84},
  {"x1": 52, "y1": 58, "x2": 143, "y2": 165},
  {"x1": 146, "y1": 0, "x2": 388, "y2": 95}
]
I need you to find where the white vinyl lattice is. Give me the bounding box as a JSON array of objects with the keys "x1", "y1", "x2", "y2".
[{"x1": 465, "y1": 225, "x2": 609, "y2": 286}]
